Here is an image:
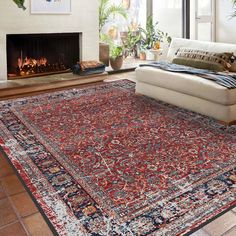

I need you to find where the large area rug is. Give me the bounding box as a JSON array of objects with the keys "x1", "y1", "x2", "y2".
[{"x1": 0, "y1": 80, "x2": 235, "y2": 236}]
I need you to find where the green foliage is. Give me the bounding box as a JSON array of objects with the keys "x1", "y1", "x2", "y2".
[
  {"x1": 139, "y1": 43, "x2": 149, "y2": 53},
  {"x1": 13, "y1": 0, "x2": 26, "y2": 10},
  {"x1": 122, "y1": 29, "x2": 141, "y2": 57},
  {"x1": 110, "y1": 45, "x2": 123, "y2": 59},
  {"x1": 232, "y1": 0, "x2": 236, "y2": 18},
  {"x1": 99, "y1": 0, "x2": 127, "y2": 35},
  {"x1": 99, "y1": 33, "x2": 113, "y2": 46},
  {"x1": 138, "y1": 16, "x2": 171, "y2": 49}
]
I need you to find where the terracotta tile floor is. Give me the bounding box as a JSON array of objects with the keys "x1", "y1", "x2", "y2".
[
  {"x1": 0, "y1": 152, "x2": 53, "y2": 236},
  {"x1": 0, "y1": 73, "x2": 236, "y2": 235}
]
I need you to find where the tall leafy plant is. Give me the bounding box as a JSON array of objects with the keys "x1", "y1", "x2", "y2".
[
  {"x1": 99, "y1": 0, "x2": 127, "y2": 35},
  {"x1": 122, "y1": 29, "x2": 141, "y2": 57},
  {"x1": 13, "y1": 0, "x2": 26, "y2": 10},
  {"x1": 138, "y1": 16, "x2": 171, "y2": 49}
]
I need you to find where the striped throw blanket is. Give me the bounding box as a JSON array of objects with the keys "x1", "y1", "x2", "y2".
[{"x1": 140, "y1": 62, "x2": 236, "y2": 89}]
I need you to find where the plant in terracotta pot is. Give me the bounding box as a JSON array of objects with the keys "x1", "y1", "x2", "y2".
[
  {"x1": 99, "y1": 0, "x2": 127, "y2": 66},
  {"x1": 138, "y1": 16, "x2": 171, "y2": 60},
  {"x1": 109, "y1": 45, "x2": 123, "y2": 70},
  {"x1": 139, "y1": 44, "x2": 148, "y2": 60},
  {"x1": 122, "y1": 29, "x2": 141, "y2": 58}
]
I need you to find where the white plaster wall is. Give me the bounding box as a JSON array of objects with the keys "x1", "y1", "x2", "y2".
[
  {"x1": 0, "y1": 0, "x2": 99, "y2": 80},
  {"x1": 216, "y1": 0, "x2": 236, "y2": 43}
]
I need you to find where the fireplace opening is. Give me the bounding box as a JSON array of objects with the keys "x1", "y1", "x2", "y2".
[{"x1": 7, "y1": 33, "x2": 81, "y2": 80}]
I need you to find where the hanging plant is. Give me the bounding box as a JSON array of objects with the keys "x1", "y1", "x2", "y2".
[{"x1": 13, "y1": 0, "x2": 26, "y2": 10}]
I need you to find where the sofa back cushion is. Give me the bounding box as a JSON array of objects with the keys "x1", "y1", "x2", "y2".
[
  {"x1": 167, "y1": 38, "x2": 236, "y2": 70},
  {"x1": 172, "y1": 48, "x2": 235, "y2": 72}
]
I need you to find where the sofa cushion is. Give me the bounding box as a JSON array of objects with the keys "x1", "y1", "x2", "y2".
[
  {"x1": 136, "y1": 66, "x2": 236, "y2": 105},
  {"x1": 173, "y1": 57, "x2": 225, "y2": 72},
  {"x1": 172, "y1": 48, "x2": 235, "y2": 72},
  {"x1": 167, "y1": 38, "x2": 236, "y2": 63}
]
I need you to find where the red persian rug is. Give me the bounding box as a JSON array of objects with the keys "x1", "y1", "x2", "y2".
[{"x1": 0, "y1": 80, "x2": 235, "y2": 236}]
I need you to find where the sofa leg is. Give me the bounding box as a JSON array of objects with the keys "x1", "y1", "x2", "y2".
[
  {"x1": 218, "y1": 120, "x2": 236, "y2": 127},
  {"x1": 135, "y1": 92, "x2": 143, "y2": 96}
]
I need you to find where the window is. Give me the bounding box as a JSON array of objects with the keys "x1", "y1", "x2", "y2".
[
  {"x1": 152, "y1": 0, "x2": 183, "y2": 38},
  {"x1": 102, "y1": 0, "x2": 146, "y2": 42},
  {"x1": 191, "y1": 0, "x2": 216, "y2": 41}
]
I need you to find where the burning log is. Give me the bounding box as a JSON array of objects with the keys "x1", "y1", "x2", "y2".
[{"x1": 17, "y1": 56, "x2": 67, "y2": 76}]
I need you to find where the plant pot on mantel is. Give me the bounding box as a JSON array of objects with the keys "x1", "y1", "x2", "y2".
[
  {"x1": 99, "y1": 42, "x2": 110, "y2": 66},
  {"x1": 110, "y1": 56, "x2": 123, "y2": 71}
]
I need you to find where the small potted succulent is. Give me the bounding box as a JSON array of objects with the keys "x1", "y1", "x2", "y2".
[
  {"x1": 109, "y1": 45, "x2": 123, "y2": 70},
  {"x1": 139, "y1": 44, "x2": 148, "y2": 60},
  {"x1": 138, "y1": 16, "x2": 171, "y2": 60}
]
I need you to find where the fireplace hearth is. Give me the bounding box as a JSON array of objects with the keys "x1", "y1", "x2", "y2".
[{"x1": 7, "y1": 33, "x2": 81, "y2": 80}]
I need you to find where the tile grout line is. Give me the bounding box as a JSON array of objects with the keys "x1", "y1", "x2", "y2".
[
  {"x1": 6, "y1": 192, "x2": 32, "y2": 236},
  {"x1": 221, "y1": 225, "x2": 236, "y2": 236},
  {"x1": 0, "y1": 172, "x2": 15, "y2": 179},
  {"x1": 0, "y1": 219, "x2": 19, "y2": 230},
  {"x1": 0, "y1": 156, "x2": 51, "y2": 235},
  {"x1": 2, "y1": 176, "x2": 32, "y2": 236},
  {"x1": 231, "y1": 209, "x2": 236, "y2": 216},
  {"x1": 201, "y1": 228, "x2": 211, "y2": 236}
]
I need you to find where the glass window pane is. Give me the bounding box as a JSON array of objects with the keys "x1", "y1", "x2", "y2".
[
  {"x1": 197, "y1": 0, "x2": 212, "y2": 16},
  {"x1": 153, "y1": 0, "x2": 182, "y2": 38},
  {"x1": 102, "y1": 0, "x2": 146, "y2": 40},
  {"x1": 198, "y1": 23, "x2": 212, "y2": 41}
]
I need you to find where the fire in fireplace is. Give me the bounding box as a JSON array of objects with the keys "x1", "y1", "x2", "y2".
[
  {"x1": 17, "y1": 56, "x2": 67, "y2": 77},
  {"x1": 7, "y1": 33, "x2": 81, "y2": 80}
]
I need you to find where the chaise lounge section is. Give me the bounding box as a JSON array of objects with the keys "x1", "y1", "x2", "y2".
[{"x1": 135, "y1": 38, "x2": 236, "y2": 125}]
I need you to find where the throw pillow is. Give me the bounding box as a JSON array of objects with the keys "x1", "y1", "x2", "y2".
[
  {"x1": 230, "y1": 51, "x2": 236, "y2": 72},
  {"x1": 230, "y1": 62, "x2": 236, "y2": 72},
  {"x1": 172, "y1": 48, "x2": 235, "y2": 72}
]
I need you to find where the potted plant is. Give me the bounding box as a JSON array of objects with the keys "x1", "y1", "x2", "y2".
[
  {"x1": 138, "y1": 16, "x2": 171, "y2": 60},
  {"x1": 139, "y1": 50, "x2": 146, "y2": 60},
  {"x1": 122, "y1": 29, "x2": 141, "y2": 58},
  {"x1": 99, "y1": 0, "x2": 127, "y2": 66},
  {"x1": 109, "y1": 45, "x2": 123, "y2": 70},
  {"x1": 139, "y1": 44, "x2": 148, "y2": 60}
]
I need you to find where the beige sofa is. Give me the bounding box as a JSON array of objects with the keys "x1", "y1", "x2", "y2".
[{"x1": 135, "y1": 38, "x2": 236, "y2": 125}]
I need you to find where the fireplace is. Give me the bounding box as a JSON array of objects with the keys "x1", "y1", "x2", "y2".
[{"x1": 7, "y1": 33, "x2": 81, "y2": 80}]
